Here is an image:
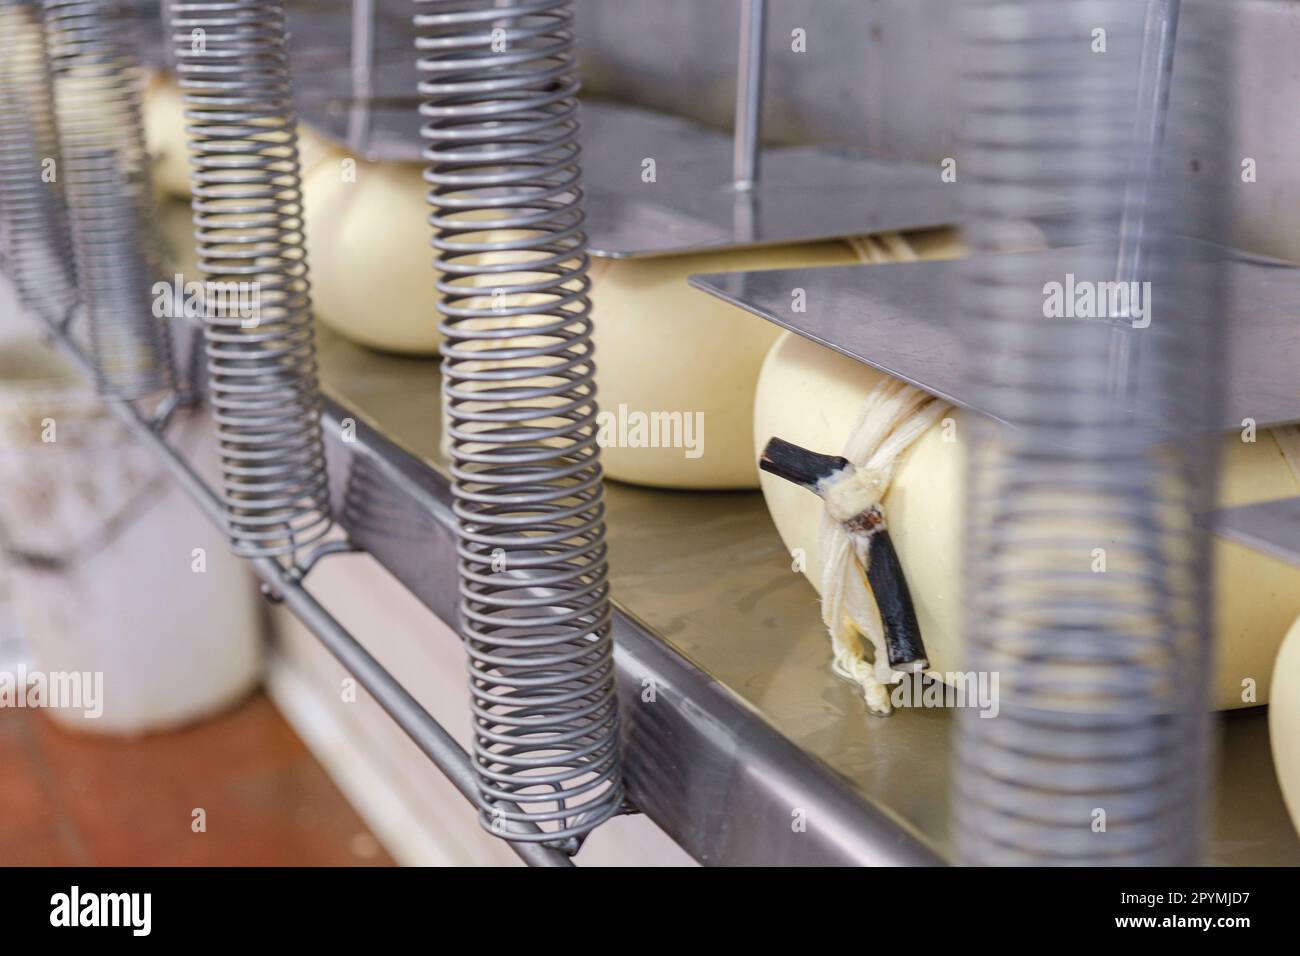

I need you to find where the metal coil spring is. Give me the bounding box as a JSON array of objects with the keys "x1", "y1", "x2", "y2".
[
  {"x1": 416, "y1": 0, "x2": 624, "y2": 844},
  {"x1": 0, "y1": 0, "x2": 79, "y2": 327},
  {"x1": 954, "y1": 0, "x2": 1226, "y2": 865},
  {"x1": 169, "y1": 0, "x2": 332, "y2": 560},
  {"x1": 41, "y1": 0, "x2": 172, "y2": 397}
]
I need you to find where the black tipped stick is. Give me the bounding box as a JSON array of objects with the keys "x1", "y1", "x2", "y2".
[
  {"x1": 860, "y1": 529, "x2": 927, "y2": 673},
  {"x1": 760, "y1": 437, "x2": 851, "y2": 490},
  {"x1": 759, "y1": 435, "x2": 929, "y2": 674}
]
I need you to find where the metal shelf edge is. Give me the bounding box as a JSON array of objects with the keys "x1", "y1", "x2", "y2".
[{"x1": 319, "y1": 397, "x2": 944, "y2": 866}]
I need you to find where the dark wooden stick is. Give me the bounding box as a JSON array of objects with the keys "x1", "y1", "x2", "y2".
[{"x1": 761, "y1": 436, "x2": 929, "y2": 672}]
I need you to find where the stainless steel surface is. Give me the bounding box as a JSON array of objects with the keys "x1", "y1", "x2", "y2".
[
  {"x1": 691, "y1": 240, "x2": 1300, "y2": 432},
  {"x1": 572, "y1": 0, "x2": 1300, "y2": 264},
  {"x1": 271, "y1": 2, "x2": 964, "y2": 258},
  {"x1": 580, "y1": 103, "x2": 962, "y2": 258},
  {"x1": 170, "y1": 0, "x2": 334, "y2": 560},
  {"x1": 315, "y1": 380, "x2": 942, "y2": 865},
  {"x1": 1213, "y1": 497, "x2": 1300, "y2": 569},
  {"x1": 731, "y1": 0, "x2": 765, "y2": 190},
  {"x1": 414, "y1": 0, "x2": 624, "y2": 846},
  {"x1": 44, "y1": 0, "x2": 174, "y2": 396},
  {"x1": 293, "y1": 88, "x2": 965, "y2": 258},
  {"x1": 307, "y1": 324, "x2": 1300, "y2": 867}
]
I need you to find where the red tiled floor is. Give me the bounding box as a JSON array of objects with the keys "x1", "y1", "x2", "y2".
[{"x1": 0, "y1": 692, "x2": 393, "y2": 866}]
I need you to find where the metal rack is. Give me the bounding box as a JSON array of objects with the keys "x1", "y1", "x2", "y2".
[
  {"x1": 689, "y1": 0, "x2": 1299, "y2": 865},
  {"x1": 3, "y1": 0, "x2": 1299, "y2": 866},
  {"x1": 304, "y1": 322, "x2": 1300, "y2": 865},
  {"x1": 2, "y1": 0, "x2": 619, "y2": 866}
]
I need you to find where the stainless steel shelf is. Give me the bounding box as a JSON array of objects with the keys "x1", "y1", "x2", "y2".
[
  {"x1": 310, "y1": 324, "x2": 1300, "y2": 867},
  {"x1": 311, "y1": 328, "x2": 941, "y2": 866},
  {"x1": 689, "y1": 240, "x2": 1300, "y2": 432}
]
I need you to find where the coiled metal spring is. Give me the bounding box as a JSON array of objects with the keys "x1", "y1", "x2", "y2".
[
  {"x1": 0, "y1": 0, "x2": 79, "y2": 328},
  {"x1": 416, "y1": 0, "x2": 624, "y2": 844},
  {"x1": 169, "y1": 0, "x2": 332, "y2": 560},
  {"x1": 954, "y1": 0, "x2": 1227, "y2": 865},
  {"x1": 41, "y1": 0, "x2": 172, "y2": 397}
]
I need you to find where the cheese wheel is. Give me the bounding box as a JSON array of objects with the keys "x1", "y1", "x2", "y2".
[
  {"x1": 589, "y1": 244, "x2": 853, "y2": 489},
  {"x1": 142, "y1": 72, "x2": 336, "y2": 199},
  {"x1": 300, "y1": 156, "x2": 442, "y2": 354},
  {"x1": 1271, "y1": 614, "x2": 1300, "y2": 838},
  {"x1": 754, "y1": 330, "x2": 1300, "y2": 710}
]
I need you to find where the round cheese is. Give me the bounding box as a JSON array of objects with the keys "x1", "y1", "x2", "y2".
[
  {"x1": 754, "y1": 330, "x2": 1300, "y2": 710},
  {"x1": 301, "y1": 155, "x2": 442, "y2": 354},
  {"x1": 1271, "y1": 614, "x2": 1300, "y2": 837}
]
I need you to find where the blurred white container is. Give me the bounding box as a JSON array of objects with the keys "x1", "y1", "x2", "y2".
[{"x1": 0, "y1": 338, "x2": 262, "y2": 734}]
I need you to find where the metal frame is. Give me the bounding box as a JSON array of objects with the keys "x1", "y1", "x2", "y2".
[
  {"x1": 319, "y1": 395, "x2": 944, "y2": 866},
  {"x1": 5, "y1": 0, "x2": 1295, "y2": 868}
]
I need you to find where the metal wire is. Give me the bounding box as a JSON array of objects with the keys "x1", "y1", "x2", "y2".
[
  {"x1": 954, "y1": 0, "x2": 1228, "y2": 865},
  {"x1": 40, "y1": 0, "x2": 172, "y2": 396},
  {"x1": 416, "y1": 0, "x2": 624, "y2": 845},
  {"x1": 0, "y1": 0, "x2": 79, "y2": 327},
  {"x1": 168, "y1": 0, "x2": 332, "y2": 560}
]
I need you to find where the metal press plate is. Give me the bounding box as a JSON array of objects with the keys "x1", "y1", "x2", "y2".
[
  {"x1": 691, "y1": 240, "x2": 1300, "y2": 431},
  {"x1": 1213, "y1": 497, "x2": 1300, "y2": 569},
  {"x1": 578, "y1": 104, "x2": 961, "y2": 258},
  {"x1": 293, "y1": 85, "x2": 964, "y2": 257}
]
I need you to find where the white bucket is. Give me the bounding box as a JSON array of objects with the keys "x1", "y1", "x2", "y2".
[{"x1": 0, "y1": 337, "x2": 263, "y2": 734}]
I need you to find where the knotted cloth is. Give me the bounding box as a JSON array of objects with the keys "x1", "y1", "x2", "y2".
[{"x1": 819, "y1": 377, "x2": 952, "y2": 716}]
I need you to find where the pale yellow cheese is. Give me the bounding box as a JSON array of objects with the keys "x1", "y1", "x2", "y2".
[
  {"x1": 300, "y1": 154, "x2": 441, "y2": 354},
  {"x1": 754, "y1": 330, "x2": 1300, "y2": 710},
  {"x1": 1271, "y1": 614, "x2": 1300, "y2": 838}
]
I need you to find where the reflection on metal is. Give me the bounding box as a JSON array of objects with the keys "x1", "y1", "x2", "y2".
[
  {"x1": 170, "y1": 0, "x2": 333, "y2": 560},
  {"x1": 415, "y1": 0, "x2": 624, "y2": 847},
  {"x1": 954, "y1": 0, "x2": 1228, "y2": 865},
  {"x1": 42, "y1": 0, "x2": 173, "y2": 396}
]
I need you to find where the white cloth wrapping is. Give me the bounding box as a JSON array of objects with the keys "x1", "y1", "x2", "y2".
[{"x1": 819, "y1": 378, "x2": 952, "y2": 715}]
